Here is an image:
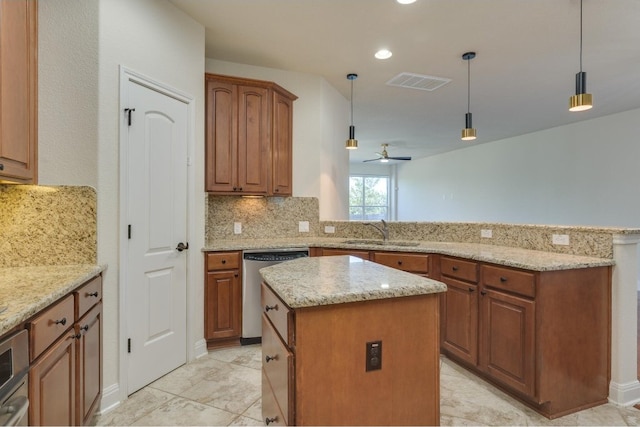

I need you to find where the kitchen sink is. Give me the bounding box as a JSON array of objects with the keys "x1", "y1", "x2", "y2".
[{"x1": 342, "y1": 239, "x2": 420, "y2": 247}]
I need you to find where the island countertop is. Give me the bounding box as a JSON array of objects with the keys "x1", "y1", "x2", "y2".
[
  {"x1": 0, "y1": 264, "x2": 104, "y2": 336},
  {"x1": 260, "y1": 255, "x2": 447, "y2": 309}
]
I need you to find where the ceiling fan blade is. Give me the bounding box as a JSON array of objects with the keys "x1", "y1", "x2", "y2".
[
  {"x1": 362, "y1": 158, "x2": 381, "y2": 162},
  {"x1": 388, "y1": 156, "x2": 412, "y2": 161}
]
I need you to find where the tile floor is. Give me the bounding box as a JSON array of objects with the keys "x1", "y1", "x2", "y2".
[{"x1": 95, "y1": 345, "x2": 640, "y2": 426}]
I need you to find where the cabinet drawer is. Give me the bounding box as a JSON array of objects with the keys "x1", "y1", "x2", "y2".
[
  {"x1": 262, "y1": 370, "x2": 287, "y2": 426},
  {"x1": 262, "y1": 283, "x2": 293, "y2": 346},
  {"x1": 207, "y1": 251, "x2": 240, "y2": 271},
  {"x1": 441, "y1": 256, "x2": 478, "y2": 282},
  {"x1": 321, "y1": 248, "x2": 370, "y2": 260},
  {"x1": 28, "y1": 294, "x2": 75, "y2": 362},
  {"x1": 75, "y1": 275, "x2": 102, "y2": 319},
  {"x1": 262, "y1": 314, "x2": 293, "y2": 425},
  {"x1": 372, "y1": 252, "x2": 429, "y2": 274},
  {"x1": 481, "y1": 265, "x2": 535, "y2": 298}
]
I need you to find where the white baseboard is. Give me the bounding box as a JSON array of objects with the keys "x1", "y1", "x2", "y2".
[
  {"x1": 98, "y1": 383, "x2": 122, "y2": 415},
  {"x1": 609, "y1": 380, "x2": 640, "y2": 406},
  {"x1": 193, "y1": 338, "x2": 208, "y2": 359}
]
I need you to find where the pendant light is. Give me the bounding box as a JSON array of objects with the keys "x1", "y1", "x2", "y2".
[
  {"x1": 569, "y1": 0, "x2": 593, "y2": 112},
  {"x1": 461, "y1": 52, "x2": 477, "y2": 141},
  {"x1": 346, "y1": 73, "x2": 358, "y2": 150}
]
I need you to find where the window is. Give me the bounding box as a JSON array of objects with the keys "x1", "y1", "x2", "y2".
[{"x1": 349, "y1": 175, "x2": 389, "y2": 221}]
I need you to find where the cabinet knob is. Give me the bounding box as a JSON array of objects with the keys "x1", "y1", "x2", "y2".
[
  {"x1": 70, "y1": 333, "x2": 81, "y2": 340},
  {"x1": 274, "y1": 188, "x2": 279, "y2": 192},
  {"x1": 265, "y1": 304, "x2": 278, "y2": 312},
  {"x1": 265, "y1": 355, "x2": 278, "y2": 363},
  {"x1": 80, "y1": 325, "x2": 89, "y2": 332},
  {"x1": 499, "y1": 276, "x2": 508, "y2": 282},
  {"x1": 221, "y1": 259, "x2": 226, "y2": 264},
  {"x1": 397, "y1": 261, "x2": 403, "y2": 265},
  {"x1": 0, "y1": 164, "x2": 3, "y2": 170},
  {"x1": 55, "y1": 317, "x2": 67, "y2": 326},
  {"x1": 468, "y1": 287, "x2": 475, "y2": 292},
  {"x1": 265, "y1": 416, "x2": 278, "y2": 425},
  {"x1": 452, "y1": 266, "x2": 459, "y2": 271},
  {"x1": 88, "y1": 291, "x2": 99, "y2": 298},
  {"x1": 480, "y1": 290, "x2": 487, "y2": 296}
]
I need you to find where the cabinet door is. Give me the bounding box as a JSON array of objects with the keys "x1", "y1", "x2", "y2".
[
  {"x1": 271, "y1": 91, "x2": 293, "y2": 196},
  {"x1": 480, "y1": 288, "x2": 535, "y2": 398},
  {"x1": 205, "y1": 80, "x2": 237, "y2": 192},
  {"x1": 0, "y1": 0, "x2": 37, "y2": 183},
  {"x1": 76, "y1": 302, "x2": 102, "y2": 426},
  {"x1": 29, "y1": 334, "x2": 76, "y2": 426},
  {"x1": 205, "y1": 270, "x2": 242, "y2": 340},
  {"x1": 320, "y1": 248, "x2": 370, "y2": 260},
  {"x1": 441, "y1": 277, "x2": 478, "y2": 366},
  {"x1": 237, "y1": 85, "x2": 269, "y2": 195}
]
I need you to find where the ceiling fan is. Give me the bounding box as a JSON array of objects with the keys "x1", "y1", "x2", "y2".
[{"x1": 363, "y1": 144, "x2": 412, "y2": 163}]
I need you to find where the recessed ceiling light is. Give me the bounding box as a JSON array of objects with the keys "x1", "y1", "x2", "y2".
[
  {"x1": 397, "y1": 0, "x2": 417, "y2": 4},
  {"x1": 375, "y1": 49, "x2": 392, "y2": 60}
]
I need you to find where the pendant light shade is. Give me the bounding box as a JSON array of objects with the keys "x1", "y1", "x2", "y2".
[
  {"x1": 461, "y1": 52, "x2": 477, "y2": 141},
  {"x1": 569, "y1": 0, "x2": 593, "y2": 112},
  {"x1": 346, "y1": 73, "x2": 358, "y2": 150}
]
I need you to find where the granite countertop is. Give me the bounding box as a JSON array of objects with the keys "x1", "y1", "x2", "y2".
[
  {"x1": 203, "y1": 237, "x2": 615, "y2": 271},
  {"x1": 260, "y1": 255, "x2": 447, "y2": 309},
  {"x1": 0, "y1": 264, "x2": 104, "y2": 336}
]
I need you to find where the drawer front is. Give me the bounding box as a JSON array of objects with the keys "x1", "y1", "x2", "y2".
[
  {"x1": 206, "y1": 251, "x2": 241, "y2": 271},
  {"x1": 262, "y1": 370, "x2": 287, "y2": 426},
  {"x1": 75, "y1": 275, "x2": 102, "y2": 319},
  {"x1": 482, "y1": 265, "x2": 536, "y2": 298},
  {"x1": 321, "y1": 248, "x2": 370, "y2": 260},
  {"x1": 440, "y1": 256, "x2": 478, "y2": 282},
  {"x1": 372, "y1": 252, "x2": 429, "y2": 274},
  {"x1": 29, "y1": 294, "x2": 75, "y2": 362},
  {"x1": 262, "y1": 315, "x2": 293, "y2": 425},
  {"x1": 261, "y1": 283, "x2": 292, "y2": 346}
]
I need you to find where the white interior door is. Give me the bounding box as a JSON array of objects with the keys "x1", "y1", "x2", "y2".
[{"x1": 124, "y1": 77, "x2": 188, "y2": 394}]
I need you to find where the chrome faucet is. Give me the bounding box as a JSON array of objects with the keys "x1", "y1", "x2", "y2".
[{"x1": 365, "y1": 219, "x2": 389, "y2": 241}]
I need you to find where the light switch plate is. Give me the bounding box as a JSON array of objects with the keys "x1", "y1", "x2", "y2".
[
  {"x1": 481, "y1": 229, "x2": 493, "y2": 238},
  {"x1": 233, "y1": 222, "x2": 242, "y2": 234},
  {"x1": 299, "y1": 221, "x2": 310, "y2": 233},
  {"x1": 324, "y1": 225, "x2": 336, "y2": 234},
  {"x1": 552, "y1": 234, "x2": 570, "y2": 245}
]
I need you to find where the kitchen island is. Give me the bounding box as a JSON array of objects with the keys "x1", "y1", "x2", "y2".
[{"x1": 260, "y1": 255, "x2": 447, "y2": 426}]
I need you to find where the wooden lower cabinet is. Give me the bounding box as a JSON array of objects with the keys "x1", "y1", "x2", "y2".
[
  {"x1": 314, "y1": 248, "x2": 370, "y2": 260},
  {"x1": 371, "y1": 251, "x2": 430, "y2": 276},
  {"x1": 262, "y1": 282, "x2": 440, "y2": 426},
  {"x1": 205, "y1": 251, "x2": 242, "y2": 348},
  {"x1": 440, "y1": 276, "x2": 478, "y2": 365},
  {"x1": 76, "y1": 302, "x2": 102, "y2": 426},
  {"x1": 29, "y1": 333, "x2": 76, "y2": 426}
]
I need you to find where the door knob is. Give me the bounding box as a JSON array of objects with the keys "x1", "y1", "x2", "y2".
[{"x1": 176, "y1": 242, "x2": 189, "y2": 252}]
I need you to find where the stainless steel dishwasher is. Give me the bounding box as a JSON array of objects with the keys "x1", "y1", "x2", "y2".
[
  {"x1": 0, "y1": 329, "x2": 29, "y2": 426},
  {"x1": 242, "y1": 248, "x2": 309, "y2": 344}
]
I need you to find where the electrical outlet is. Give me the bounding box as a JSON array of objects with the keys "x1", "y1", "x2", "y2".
[
  {"x1": 233, "y1": 222, "x2": 242, "y2": 234},
  {"x1": 299, "y1": 221, "x2": 310, "y2": 233},
  {"x1": 552, "y1": 234, "x2": 570, "y2": 245},
  {"x1": 324, "y1": 225, "x2": 335, "y2": 234},
  {"x1": 481, "y1": 229, "x2": 493, "y2": 238},
  {"x1": 366, "y1": 341, "x2": 382, "y2": 372}
]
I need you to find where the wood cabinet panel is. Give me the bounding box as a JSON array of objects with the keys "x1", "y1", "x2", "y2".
[
  {"x1": 479, "y1": 288, "x2": 535, "y2": 398},
  {"x1": 74, "y1": 275, "x2": 102, "y2": 320},
  {"x1": 261, "y1": 283, "x2": 292, "y2": 346},
  {"x1": 237, "y1": 85, "x2": 269, "y2": 194},
  {"x1": 262, "y1": 314, "x2": 293, "y2": 425},
  {"x1": 76, "y1": 302, "x2": 102, "y2": 426},
  {"x1": 482, "y1": 264, "x2": 536, "y2": 298},
  {"x1": 262, "y1": 370, "x2": 287, "y2": 426},
  {"x1": 271, "y1": 91, "x2": 293, "y2": 196},
  {"x1": 318, "y1": 248, "x2": 370, "y2": 260},
  {"x1": 29, "y1": 333, "x2": 76, "y2": 426},
  {"x1": 205, "y1": 270, "x2": 242, "y2": 341},
  {"x1": 28, "y1": 294, "x2": 75, "y2": 362},
  {"x1": 440, "y1": 256, "x2": 478, "y2": 282},
  {"x1": 371, "y1": 251, "x2": 429, "y2": 274},
  {"x1": 206, "y1": 251, "x2": 241, "y2": 270},
  {"x1": 441, "y1": 277, "x2": 478, "y2": 366},
  {"x1": 205, "y1": 80, "x2": 236, "y2": 192},
  {"x1": 0, "y1": 0, "x2": 37, "y2": 183}
]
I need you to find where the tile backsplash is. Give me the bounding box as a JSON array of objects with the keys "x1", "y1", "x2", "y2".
[
  {"x1": 0, "y1": 185, "x2": 97, "y2": 267},
  {"x1": 206, "y1": 196, "x2": 320, "y2": 243}
]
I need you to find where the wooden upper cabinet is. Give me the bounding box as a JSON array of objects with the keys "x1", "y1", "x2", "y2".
[
  {"x1": 205, "y1": 73, "x2": 296, "y2": 196},
  {"x1": 0, "y1": 0, "x2": 37, "y2": 183}
]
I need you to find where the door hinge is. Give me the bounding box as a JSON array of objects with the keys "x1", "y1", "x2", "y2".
[
  {"x1": 128, "y1": 225, "x2": 131, "y2": 239},
  {"x1": 124, "y1": 108, "x2": 136, "y2": 126},
  {"x1": 128, "y1": 338, "x2": 131, "y2": 353}
]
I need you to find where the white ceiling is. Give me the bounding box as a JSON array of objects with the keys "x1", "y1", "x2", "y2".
[{"x1": 169, "y1": 0, "x2": 640, "y2": 163}]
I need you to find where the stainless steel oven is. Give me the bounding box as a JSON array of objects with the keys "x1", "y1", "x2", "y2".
[{"x1": 0, "y1": 330, "x2": 29, "y2": 426}]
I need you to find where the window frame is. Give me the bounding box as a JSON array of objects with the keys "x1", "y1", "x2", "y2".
[{"x1": 349, "y1": 174, "x2": 391, "y2": 221}]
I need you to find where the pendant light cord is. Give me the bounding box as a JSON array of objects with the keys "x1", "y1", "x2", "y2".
[
  {"x1": 467, "y1": 58, "x2": 471, "y2": 114},
  {"x1": 350, "y1": 79, "x2": 354, "y2": 126},
  {"x1": 579, "y1": 0, "x2": 583, "y2": 72}
]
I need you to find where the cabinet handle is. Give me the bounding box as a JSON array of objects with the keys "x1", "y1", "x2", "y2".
[
  {"x1": 0, "y1": 163, "x2": 4, "y2": 170},
  {"x1": 265, "y1": 416, "x2": 278, "y2": 425},
  {"x1": 238, "y1": 187, "x2": 243, "y2": 191},
  {"x1": 480, "y1": 290, "x2": 487, "y2": 296},
  {"x1": 265, "y1": 304, "x2": 278, "y2": 312},
  {"x1": 80, "y1": 325, "x2": 89, "y2": 332},
  {"x1": 274, "y1": 188, "x2": 279, "y2": 193},
  {"x1": 221, "y1": 259, "x2": 226, "y2": 264},
  {"x1": 234, "y1": 273, "x2": 239, "y2": 278},
  {"x1": 499, "y1": 276, "x2": 508, "y2": 282},
  {"x1": 468, "y1": 287, "x2": 475, "y2": 292},
  {"x1": 265, "y1": 355, "x2": 278, "y2": 363},
  {"x1": 55, "y1": 317, "x2": 67, "y2": 326},
  {"x1": 397, "y1": 261, "x2": 403, "y2": 265},
  {"x1": 452, "y1": 266, "x2": 459, "y2": 271},
  {"x1": 70, "y1": 333, "x2": 81, "y2": 340},
  {"x1": 87, "y1": 291, "x2": 99, "y2": 297}
]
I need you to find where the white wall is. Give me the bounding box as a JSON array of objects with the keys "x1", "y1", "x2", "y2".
[
  {"x1": 205, "y1": 59, "x2": 349, "y2": 219},
  {"x1": 398, "y1": 108, "x2": 640, "y2": 228},
  {"x1": 39, "y1": 0, "x2": 205, "y2": 408}
]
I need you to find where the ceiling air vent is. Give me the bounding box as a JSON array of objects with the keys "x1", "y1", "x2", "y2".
[{"x1": 386, "y1": 72, "x2": 451, "y2": 91}]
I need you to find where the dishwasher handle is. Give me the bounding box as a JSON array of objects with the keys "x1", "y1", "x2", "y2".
[{"x1": 0, "y1": 395, "x2": 28, "y2": 427}]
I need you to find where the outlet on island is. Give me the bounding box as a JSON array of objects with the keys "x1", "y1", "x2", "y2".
[{"x1": 366, "y1": 340, "x2": 382, "y2": 372}]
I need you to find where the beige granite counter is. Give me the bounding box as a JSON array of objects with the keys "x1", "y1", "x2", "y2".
[
  {"x1": 0, "y1": 264, "x2": 104, "y2": 336},
  {"x1": 203, "y1": 237, "x2": 615, "y2": 272},
  {"x1": 260, "y1": 255, "x2": 447, "y2": 308}
]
